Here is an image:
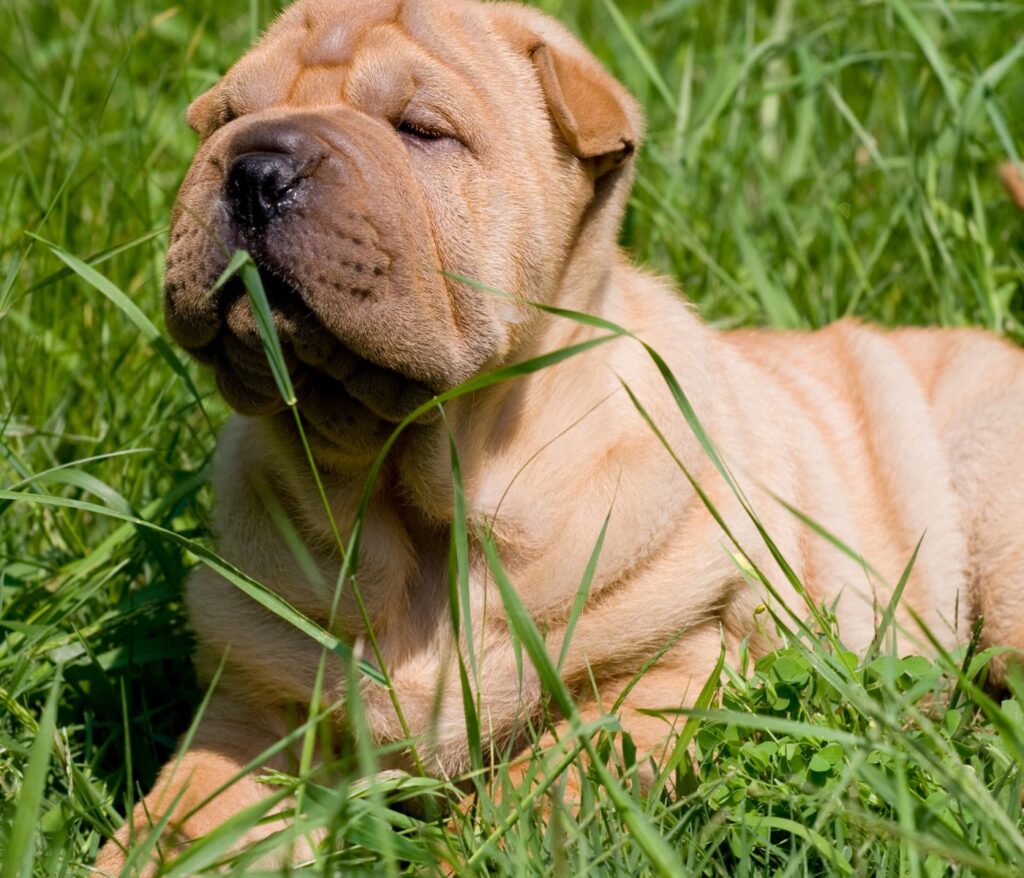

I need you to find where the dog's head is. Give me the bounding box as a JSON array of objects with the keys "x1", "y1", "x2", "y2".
[{"x1": 165, "y1": 0, "x2": 642, "y2": 458}]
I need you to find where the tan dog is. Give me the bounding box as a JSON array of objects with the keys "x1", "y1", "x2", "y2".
[{"x1": 96, "y1": 0, "x2": 1024, "y2": 871}]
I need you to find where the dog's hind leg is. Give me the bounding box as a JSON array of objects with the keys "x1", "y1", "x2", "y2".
[{"x1": 923, "y1": 331, "x2": 1024, "y2": 685}]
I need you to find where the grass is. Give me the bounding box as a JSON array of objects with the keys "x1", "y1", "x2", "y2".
[{"x1": 2, "y1": 0, "x2": 1024, "y2": 875}]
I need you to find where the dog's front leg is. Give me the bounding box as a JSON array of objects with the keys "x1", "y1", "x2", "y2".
[
  {"x1": 502, "y1": 624, "x2": 733, "y2": 802},
  {"x1": 93, "y1": 692, "x2": 312, "y2": 877},
  {"x1": 387, "y1": 615, "x2": 731, "y2": 785}
]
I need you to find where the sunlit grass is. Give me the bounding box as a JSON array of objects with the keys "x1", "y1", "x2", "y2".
[{"x1": 2, "y1": 0, "x2": 1024, "y2": 875}]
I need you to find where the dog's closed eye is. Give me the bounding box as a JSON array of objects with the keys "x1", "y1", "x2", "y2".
[
  {"x1": 395, "y1": 113, "x2": 464, "y2": 150},
  {"x1": 397, "y1": 120, "x2": 446, "y2": 141}
]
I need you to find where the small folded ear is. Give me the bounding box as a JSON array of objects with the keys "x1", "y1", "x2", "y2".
[
  {"x1": 493, "y1": 7, "x2": 643, "y2": 179},
  {"x1": 529, "y1": 43, "x2": 637, "y2": 176},
  {"x1": 186, "y1": 88, "x2": 220, "y2": 136}
]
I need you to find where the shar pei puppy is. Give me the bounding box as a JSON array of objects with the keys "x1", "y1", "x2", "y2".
[{"x1": 96, "y1": 0, "x2": 1024, "y2": 871}]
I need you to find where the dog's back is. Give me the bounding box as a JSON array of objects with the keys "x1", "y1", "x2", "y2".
[{"x1": 725, "y1": 319, "x2": 1024, "y2": 668}]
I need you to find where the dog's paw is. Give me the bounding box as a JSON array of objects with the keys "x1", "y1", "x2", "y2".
[{"x1": 91, "y1": 827, "x2": 160, "y2": 878}]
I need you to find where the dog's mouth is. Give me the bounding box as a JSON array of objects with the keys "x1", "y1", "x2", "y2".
[{"x1": 182, "y1": 268, "x2": 440, "y2": 442}]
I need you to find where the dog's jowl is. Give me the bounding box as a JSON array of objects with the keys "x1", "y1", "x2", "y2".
[{"x1": 95, "y1": 0, "x2": 1024, "y2": 871}]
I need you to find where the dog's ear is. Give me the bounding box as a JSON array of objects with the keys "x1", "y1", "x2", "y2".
[
  {"x1": 186, "y1": 88, "x2": 220, "y2": 136},
  {"x1": 491, "y1": 6, "x2": 643, "y2": 178},
  {"x1": 529, "y1": 43, "x2": 638, "y2": 176}
]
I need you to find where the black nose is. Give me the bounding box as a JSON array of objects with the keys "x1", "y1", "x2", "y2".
[{"x1": 226, "y1": 153, "x2": 302, "y2": 229}]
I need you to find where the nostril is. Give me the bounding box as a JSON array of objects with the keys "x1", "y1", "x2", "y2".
[{"x1": 226, "y1": 152, "x2": 302, "y2": 229}]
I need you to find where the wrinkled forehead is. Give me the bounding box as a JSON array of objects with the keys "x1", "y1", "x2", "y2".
[{"x1": 217, "y1": 0, "x2": 501, "y2": 119}]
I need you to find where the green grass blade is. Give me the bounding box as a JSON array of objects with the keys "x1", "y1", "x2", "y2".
[
  {"x1": 44, "y1": 243, "x2": 210, "y2": 424},
  {"x1": 238, "y1": 256, "x2": 297, "y2": 406},
  {"x1": 557, "y1": 510, "x2": 611, "y2": 673},
  {"x1": 2, "y1": 670, "x2": 61, "y2": 878},
  {"x1": 0, "y1": 488, "x2": 385, "y2": 686},
  {"x1": 868, "y1": 534, "x2": 924, "y2": 658},
  {"x1": 599, "y1": 0, "x2": 675, "y2": 109},
  {"x1": 888, "y1": 0, "x2": 961, "y2": 112}
]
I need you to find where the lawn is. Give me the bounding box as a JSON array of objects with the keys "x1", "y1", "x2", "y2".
[{"x1": 2, "y1": 0, "x2": 1024, "y2": 875}]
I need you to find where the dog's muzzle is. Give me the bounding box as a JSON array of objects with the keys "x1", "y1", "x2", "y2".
[{"x1": 165, "y1": 120, "x2": 441, "y2": 440}]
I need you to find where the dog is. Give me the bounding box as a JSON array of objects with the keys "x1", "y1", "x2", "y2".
[{"x1": 95, "y1": 0, "x2": 1024, "y2": 871}]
